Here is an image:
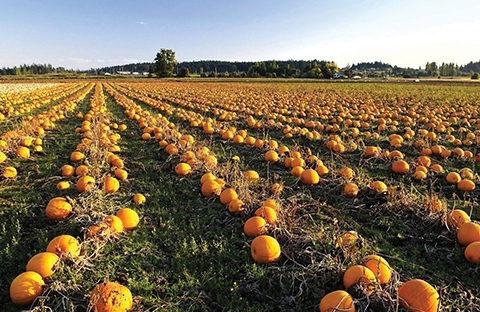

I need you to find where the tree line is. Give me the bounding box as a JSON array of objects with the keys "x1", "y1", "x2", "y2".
[{"x1": 0, "y1": 63, "x2": 76, "y2": 76}]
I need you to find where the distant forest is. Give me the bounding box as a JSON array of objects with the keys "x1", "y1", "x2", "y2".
[{"x1": 2, "y1": 59, "x2": 480, "y2": 78}]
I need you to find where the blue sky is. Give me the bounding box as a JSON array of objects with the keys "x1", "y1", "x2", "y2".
[{"x1": 1, "y1": 0, "x2": 479, "y2": 70}]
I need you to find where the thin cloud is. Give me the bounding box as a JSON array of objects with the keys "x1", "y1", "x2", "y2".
[{"x1": 137, "y1": 21, "x2": 147, "y2": 25}]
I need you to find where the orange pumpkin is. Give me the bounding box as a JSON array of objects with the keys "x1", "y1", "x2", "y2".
[
  {"x1": 446, "y1": 172, "x2": 461, "y2": 184},
  {"x1": 10, "y1": 271, "x2": 45, "y2": 305},
  {"x1": 265, "y1": 150, "x2": 279, "y2": 162},
  {"x1": 228, "y1": 199, "x2": 245, "y2": 213},
  {"x1": 46, "y1": 234, "x2": 81, "y2": 258},
  {"x1": 56, "y1": 181, "x2": 71, "y2": 190},
  {"x1": 398, "y1": 279, "x2": 439, "y2": 312},
  {"x1": 16, "y1": 146, "x2": 30, "y2": 159},
  {"x1": 46, "y1": 197, "x2": 73, "y2": 221},
  {"x1": 86, "y1": 222, "x2": 111, "y2": 239},
  {"x1": 116, "y1": 208, "x2": 140, "y2": 230},
  {"x1": 319, "y1": 290, "x2": 355, "y2": 312},
  {"x1": 254, "y1": 206, "x2": 277, "y2": 225},
  {"x1": 103, "y1": 215, "x2": 124, "y2": 233},
  {"x1": 114, "y1": 168, "x2": 128, "y2": 180},
  {"x1": 175, "y1": 162, "x2": 192, "y2": 175},
  {"x1": 103, "y1": 176, "x2": 120, "y2": 193},
  {"x1": 26, "y1": 252, "x2": 59, "y2": 278},
  {"x1": 61, "y1": 164, "x2": 75, "y2": 177},
  {"x1": 392, "y1": 160, "x2": 409, "y2": 174},
  {"x1": 250, "y1": 235, "x2": 281, "y2": 264},
  {"x1": 201, "y1": 180, "x2": 222, "y2": 197},
  {"x1": 369, "y1": 181, "x2": 387, "y2": 193},
  {"x1": 362, "y1": 254, "x2": 392, "y2": 284},
  {"x1": 244, "y1": 170, "x2": 260, "y2": 182},
  {"x1": 343, "y1": 183, "x2": 359, "y2": 197},
  {"x1": 133, "y1": 193, "x2": 146, "y2": 204},
  {"x1": 465, "y1": 241, "x2": 480, "y2": 263},
  {"x1": 446, "y1": 209, "x2": 470, "y2": 230},
  {"x1": 70, "y1": 151, "x2": 85, "y2": 162},
  {"x1": 75, "y1": 165, "x2": 89, "y2": 176},
  {"x1": 343, "y1": 265, "x2": 376, "y2": 292},
  {"x1": 77, "y1": 175, "x2": 96, "y2": 192},
  {"x1": 457, "y1": 179, "x2": 475, "y2": 192},
  {"x1": 338, "y1": 167, "x2": 354, "y2": 179},
  {"x1": 90, "y1": 281, "x2": 133, "y2": 312},
  {"x1": 300, "y1": 168, "x2": 320, "y2": 185},
  {"x1": 457, "y1": 222, "x2": 480, "y2": 246},
  {"x1": 3, "y1": 166, "x2": 17, "y2": 179},
  {"x1": 244, "y1": 216, "x2": 267, "y2": 237},
  {"x1": 217, "y1": 187, "x2": 237, "y2": 204}
]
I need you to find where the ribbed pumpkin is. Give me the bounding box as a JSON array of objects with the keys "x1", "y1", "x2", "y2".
[
  {"x1": 77, "y1": 175, "x2": 96, "y2": 192},
  {"x1": 116, "y1": 208, "x2": 140, "y2": 230},
  {"x1": 319, "y1": 290, "x2": 355, "y2": 312},
  {"x1": 457, "y1": 222, "x2": 480, "y2": 246},
  {"x1": 457, "y1": 179, "x2": 475, "y2": 192},
  {"x1": 464, "y1": 241, "x2": 480, "y2": 263},
  {"x1": 16, "y1": 146, "x2": 30, "y2": 159},
  {"x1": 10, "y1": 271, "x2": 45, "y2": 306},
  {"x1": 103, "y1": 176, "x2": 120, "y2": 193},
  {"x1": 175, "y1": 162, "x2": 192, "y2": 175},
  {"x1": 446, "y1": 209, "x2": 470, "y2": 230},
  {"x1": 343, "y1": 265, "x2": 376, "y2": 293},
  {"x1": 250, "y1": 235, "x2": 281, "y2": 264},
  {"x1": 46, "y1": 234, "x2": 81, "y2": 258},
  {"x1": 90, "y1": 281, "x2": 133, "y2": 312},
  {"x1": 392, "y1": 160, "x2": 409, "y2": 174},
  {"x1": 103, "y1": 215, "x2": 124, "y2": 233},
  {"x1": 300, "y1": 168, "x2": 320, "y2": 185},
  {"x1": 133, "y1": 193, "x2": 146, "y2": 204},
  {"x1": 398, "y1": 279, "x2": 439, "y2": 312},
  {"x1": 219, "y1": 188, "x2": 238, "y2": 205},
  {"x1": 228, "y1": 199, "x2": 244, "y2": 213},
  {"x1": 70, "y1": 151, "x2": 85, "y2": 162},
  {"x1": 244, "y1": 216, "x2": 267, "y2": 237},
  {"x1": 362, "y1": 254, "x2": 392, "y2": 284},
  {"x1": 254, "y1": 206, "x2": 277, "y2": 225},
  {"x1": 46, "y1": 197, "x2": 73, "y2": 221},
  {"x1": 26, "y1": 252, "x2": 59, "y2": 278},
  {"x1": 201, "y1": 179, "x2": 222, "y2": 196}
]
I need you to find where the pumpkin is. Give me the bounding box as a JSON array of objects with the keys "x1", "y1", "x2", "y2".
[
  {"x1": 46, "y1": 197, "x2": 73, "y2": 221},
  {"x1": 46, "y1": 234, "x2": 81, "y2": 258},
  {"x1": 291, "y1": 158, "x2": 306, "y2": 168},
  {"x1": 116, "y1": 208, "x2": 140, "y2": 230},
  {"x1": 103, "y1": 176, "x2": 120, "y2": 193},
  {"x1": 362, "y1": 254, "x2": 392, "y2": 284},
  {"x1": 265, "y1": 150, "x2": 279, "y2": 162},
  {"x1": 392, "y1": 160, "x2": 409, "y2": 174},
  {"x1": 398, "y1": 279, "x2": 439, "y2": 312},
  {"x1": 61, "y1": 164, "x2": 75, "y2": 177},
  {"x1": 9, "y1": 271, "x2": 45, "y2": 306},
  {"x1": 3, "y1": 166, "x2": 18, "y2": 179},
  {"x1": 244, "y1": 216, "x2": 267, "y2": 237},
  {"x1": 417, "y1": 155, "x2": 431, "y2": 167},
  {"x1": 228, "y1": 199, "x2": 244, "y2": 213},
  {"x1": 319, "y1": 290, "x2": 355, "y2": 312},
  {"x1": 343, "y1": 183, "x2": 359, "y2": 197},
  {"x1": 369, "y1": 181, "x2": 387, "y2": 193},
  {"x1": 457, "y1": 222, "x2": 480, "y2": 246},
  {"x1": 343, "y1": 265, "x2": 376, "y2": 293},
  {"x1": 0, "y1": 151, "x2": 7, "y2": 162},
  {"x1": 219, "y1": 188, "x2": 238, "y2": 205},
  {"x1": 457, "y1": 179, "x2": 475, "y2": 192},
  {"x1": 459, "y1": 168, "x2": 474, "y2": 180},
  {"x1": 335, "y1": 231, "x2": 358, "y2": 248},
  {"x1": 300, "y1": 168, "x2": 320, "y2": 185},
  {"x1": 77, "y1": 175, "x2": 96, "y2": 192},
  {"x1": 141, "y1": 132, "x2": 151, "y2": 140},
  {"x1": 429, "y1": 164, "x2": 444, "y2": 173},
  {"x1": 413, "y1": 170, "x2": 427, "y2": 180},
  {"x1": 16, "y1": 146, "x2": 30, "y2": 159},
  {"x1": 365, "y1": 146, "x2": 380, "y2": 157},
  {"x1": 254, "y1": 206, "x2": 277, "y2": 225},
  {"x1": 262, "y1": 199, "x2": 278, "y2": 211},
  {"x1": 56, "y1": 181, "x2": 71, "y2": 190},
  {"x1": 465, "y1": 241, "x2": 480, "y2": 263},
  {"x1": 75, "y1": 165, "x2": 89, "y2": 176},
  {"x1": 338, "y1": 167, "x2": 354, "y2": 179},
  {"x1": 175, "y1": 162, "x2": 192, "y2": 175},
  {"x1": 165, "y1": 143, "x2": 179, "y2": 155},
  {"x1": 446, "y1": 172, "x2": 461, "y2": 184},
  {"x1": 244, "y1": 170, "x2": 260, "y2": 182},
  {"x1": 133, "y1": 193, "x2": 146, "y2": 204},
  {"x1": 114, "y1": 168, "x2": 128, "y2": 180},
  {"x1": 200, "y1": 172, "x2": 216, "y2": 184},
  {"x1": 86, "y1": 222, "x2": 111, "y2": 239},
  {"x1": 70, "y1": 151, "x2": 85, "y2": 162},
  {"x1": 446, "y1": 209, "x2": 470, "y2": 230},
  {"x1": 201, "y1": 179, "x2": 222, "y2": 196},
  {"x1": 103, "y1": 215, "x2": 124, "y2": 233},
  {"x1": 26, "y1": 252, "x2": 59, "y2": 278},
  {"x1": 250, "y1": 235, "x2": 281, "y2": 264},
  {"x1": 316, "y1": 164, "x2": 329, "y2": 176},
  {"x1": 291, "y1": 166, "x2": 304, "y2": 177},
  {"x1": 271, "y1": 183, "x2": 283, "y2": 194},
  {"x1": 90, "y1": 281, "x2": 133, "y2": 312},
  {"x1": 111, "y1": 158, "x2": 124, "y2": 169}
]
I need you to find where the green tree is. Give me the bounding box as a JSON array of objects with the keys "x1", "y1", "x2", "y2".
[
  {"x1": 178, "y1": 67, "x2": 190, "y2": 78},
  {"x1": 320, "y1": 62, "x2": 339, "y2": 79},
  {"x1": 154, "y1": 48, "x2": 177, "y2": 78}
]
